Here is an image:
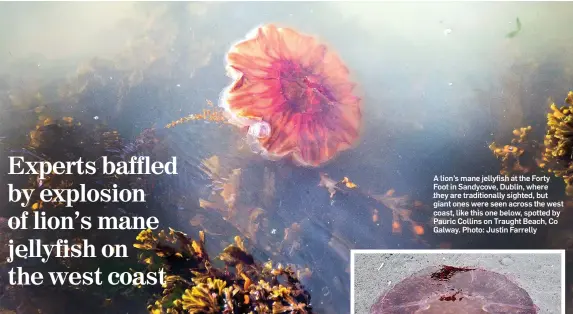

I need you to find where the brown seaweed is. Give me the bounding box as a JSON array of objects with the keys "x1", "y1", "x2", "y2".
[{"x1": 134, "y1": 228, "x2": 313, "y2": 314}]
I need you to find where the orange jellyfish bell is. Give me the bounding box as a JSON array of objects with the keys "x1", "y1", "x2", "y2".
[{"x1": 220, "y1": 24, "x2": 362, "y2": 167}]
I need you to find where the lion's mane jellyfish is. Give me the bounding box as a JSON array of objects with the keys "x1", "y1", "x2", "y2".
[
  {"x1": 220, "y1": 24, "x2": 362, "y2": 167},
  {"x1": 371, "y1": 265, "x2": 538, "y2": 314}
]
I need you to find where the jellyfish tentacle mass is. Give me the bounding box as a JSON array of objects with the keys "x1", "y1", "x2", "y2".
[{"x1": 220, "y1": 24, "x2": 362, "y2": 167}]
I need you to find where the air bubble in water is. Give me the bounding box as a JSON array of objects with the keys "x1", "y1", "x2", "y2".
[
  {"x1": 247, "y1": 121, "x2": 271, "y2": 139},
  {"x1": 246, "y1": 121, "x2": 271, "y2": 155}
]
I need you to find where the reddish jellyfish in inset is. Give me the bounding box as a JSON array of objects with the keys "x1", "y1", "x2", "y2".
[
  {"x1": 370, "y1": 265, "x2": 539, "y2": 314},
  {"x1": 220, "y1": 24, "x2": 362, "y2": 167}
]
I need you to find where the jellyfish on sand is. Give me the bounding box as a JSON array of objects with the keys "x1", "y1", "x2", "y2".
[
  {"x1": 371, "y1": 265, "x2": 538, "y2": 314},
  {"x1": 220, "y1": 24, "x2": 362, "y2": 167}
]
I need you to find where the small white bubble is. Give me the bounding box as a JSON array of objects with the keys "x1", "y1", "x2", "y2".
[
  {"x1": 448, "y1": 82, "x2": 453, "y2": 86},
  {"x1": 248, "y1": 121, "x2": 271, "y2": 139},
  {"x1": 176, "y1": 84, "x2": 181, "y2": 87},
  {"x1": 94, "y1": 116, "x2": 99, "y2": 120},
  {"x1": 387, "y1": 281, "x2": 392, "y2": 286},
  {"x1": 271, "y1": 228, "x2": 277, "y2": 235},
  {"x1": 444, "y1": 28, "x2": 452, "y2": 35},
  {"x1": 500, "y1": 257, "x2": 514, "y2": 266}
]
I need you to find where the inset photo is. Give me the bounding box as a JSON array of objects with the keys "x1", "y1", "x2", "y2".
[{"x1": 351, "y1": 250, "x2": 564, "y2": 314}]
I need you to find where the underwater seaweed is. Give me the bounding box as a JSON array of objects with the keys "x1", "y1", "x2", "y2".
[
  {"x1": 505, "y1": 17, "x2": 522, "y2": 39},
  {"x1": 134, "y1": 228, "x2": 313, "y2": 314},
  {"x1": 489, "y1": 125, "x2": 539, "y2": 176},
  {"x1": 490, "y1": 91, "x2": 573, "y2": 195},
  {"x1": 318, "y1": 173, "x2": 426, "y2": 239},
  {"x1": 541, "y1": 91, "x2": 573, "y2": 194},
  {"x1": 165, "y1": 100, "x2": 228, "y2": 129}
]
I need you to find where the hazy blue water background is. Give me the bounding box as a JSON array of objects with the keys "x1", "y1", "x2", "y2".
[{"x1": 1, "y1": 2, "x2": 573, "y2": 313}]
